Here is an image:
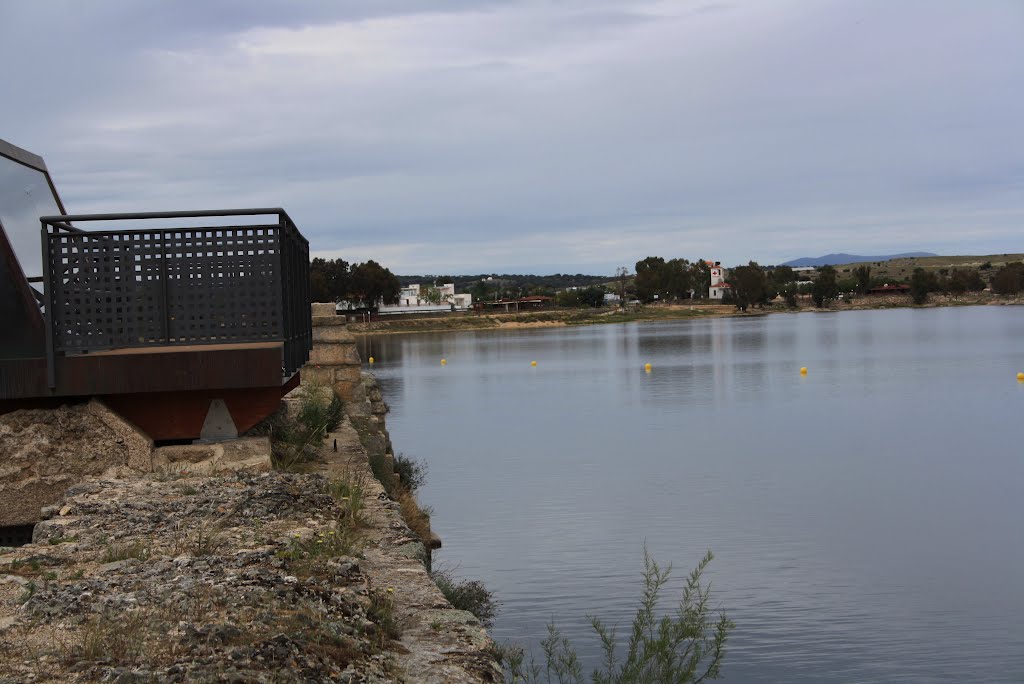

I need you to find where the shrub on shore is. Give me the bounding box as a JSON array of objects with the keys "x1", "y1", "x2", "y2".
[
  {"x1": 431, "y1": 567, "x2": 498, "y2": 628},
  {"x1": 500, "y1": 549, "x2": 733, "y2": 684},
  {"x1": 393, "y1": 453, "x2": 427, "y2": 492}
]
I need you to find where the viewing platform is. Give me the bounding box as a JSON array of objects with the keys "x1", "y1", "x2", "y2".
[{"x1": 0, "y1": 137, "x2": 311, "y2": 440}]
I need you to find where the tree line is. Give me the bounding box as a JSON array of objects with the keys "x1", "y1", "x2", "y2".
[
  {"x1": 909, "y1": 262, "x2": 1022, "y2": 303},
  {"x1": 309, "y1": 258, "x2": 401, "y2": 308},
  {"x1": 309, "y1": 256, "x2": 1024, "y2": 310}
]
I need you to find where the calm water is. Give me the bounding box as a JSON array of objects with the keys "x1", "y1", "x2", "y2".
[{"x1": 358, "y1": 307, "x2": 1024, "y2": 683}]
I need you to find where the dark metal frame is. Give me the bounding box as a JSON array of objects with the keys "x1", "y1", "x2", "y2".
[{"x1": 39, "y1": 209, "x2": 311, "y2": 388}]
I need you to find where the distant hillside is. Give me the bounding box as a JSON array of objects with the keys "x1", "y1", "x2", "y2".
[{"x1": 782, "y1": 252, "x2": 936, "y2": 268}]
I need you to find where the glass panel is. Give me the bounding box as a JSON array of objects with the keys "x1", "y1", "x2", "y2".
[{"x1": 0, "y1": 154, "x2": 63, "y2": 280}]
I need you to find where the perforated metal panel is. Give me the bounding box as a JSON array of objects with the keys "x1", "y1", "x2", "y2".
[{"x1": 41, "y1": 210, "x2": 311, "y2": 378}]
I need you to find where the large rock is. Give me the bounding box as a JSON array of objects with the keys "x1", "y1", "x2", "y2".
[
  {"x1": 151, "y1": 436, "x2": 272, "y2": 475},
  {"x1": 0, "y1": 400, "x2": 153, "y2": 526}
]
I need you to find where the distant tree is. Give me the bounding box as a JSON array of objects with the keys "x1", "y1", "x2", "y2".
[
  {"x1": 579, "y1": 285, "x2": 607, "y2": 308},
  {"x1": 947, "y1": 268, "x2": 986, "y2": 294},
  {"x1": 634, "y1": 257, "x2": 667, "y2": 303},
  {"x1": 910, "y1": 267, "x2": 938, "y2": 304},
  {"x1": 992, "y1": 262, "x2": 1024, "y2": 294},
  {"x1": 471, "y1": 280, "x2": 494, "y2": 303},
  {"x1": 309, "y1": 257, "x2": 350, "y2": 302},
  {"x1": 853, "y1": 265, "x2": 871, "y2": 294},
  {"x1": 310, "y1": 268, "x2": 330, "y2": 303},
  {"x1": 615, "y1": 267, "x2": 630, "y2": 308},
  {"x1": 836, "y1": 278, "x2": 857, "y2": 295},
  {"x1": 812, "y1": 265, "x2": 838, "y2": 307},
  {"x1": 771, "y1": 265, "x2": 796, "y2": 286},
  {"x1": 729, "y1": 262, "x2": 769, "y2": 312},
  {"x1": 555, "y1": 289, "x2": 582, "y2": 307},
  {"x1": 663, "y1": 258, "x2": 692, "y2": 300},
  {"x1": 689, "y1": 260, "x2": 711, "y2": 299},
  {"x1": 779, "y1": 282, "x2": 799, "y2": 308},
  {"x1": 419, "y1": 284, "x2": 443, "y2": 304},
  {"x1": 349, "y1": 260, "x2": 401, "y2": 308}
]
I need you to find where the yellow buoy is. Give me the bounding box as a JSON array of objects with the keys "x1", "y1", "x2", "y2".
[
  {"x1": 644, "y1": 363, "x2": 652, "y2": 373},
  {"x1": 441, "y1": 359, "x2": 447, "y2": 366},
  {"x1": 800, "y1": 367, "x2": 808, "y2": 375},
  {"x1": 531, "y1": 360, "x2": 537, "y2": 367},
  {"x1": 1017, "y1": 372, "x2": 1024, "y2": 382},
  {"x1": 368, "y1": 356, "x2": 375, "y2": 364}
]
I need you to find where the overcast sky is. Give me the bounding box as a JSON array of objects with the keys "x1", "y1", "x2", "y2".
[{"x1": 2, "y1": 1, "x2": 1022, "y2": 274}]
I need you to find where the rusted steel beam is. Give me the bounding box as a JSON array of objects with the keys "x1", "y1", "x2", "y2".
[
  {"x1": 102, "y1": 384, "x2": 290, "y2": 441},
  {"x1": 0, "y1": 343, "x2": 287, "y2": 400}
]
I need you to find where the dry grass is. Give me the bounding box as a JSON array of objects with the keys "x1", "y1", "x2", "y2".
[{"x1": 396, "y1": 488, "x2": 432, "y2": 544}]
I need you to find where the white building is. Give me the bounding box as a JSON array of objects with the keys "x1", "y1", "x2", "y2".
[
  {"x1": 380, "y1": 283, "x2": 472, "y2": 314},
  {"x1": 708, "y1": 261, "x2": 731, "y2": 300}
]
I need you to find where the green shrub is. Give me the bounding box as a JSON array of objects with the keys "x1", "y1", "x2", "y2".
[
  {"x1": 503, "y1": 549, "x2": 733, "y2": 684},
  {"x1": 296, "y1": 381, "x2": 344, "y2": 436},
  {"x1": 393, "y1": 453, "x2": 428, "y2": 492},
  {"x1": 431, "y1": 568, "x2": 498, "y2": 628}
]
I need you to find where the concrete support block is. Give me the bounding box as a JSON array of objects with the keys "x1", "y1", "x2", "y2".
[
  {"x1": 312, "y1": 325, "x2": 357, "y2": 344},
  {"x1": 312, "y1": 315, "x2": 346, "y2": 327},
  {"x1": 311, "y1": 302, "x2": 338, "y2": 317},
  {"x1": 310, "y1": 342, "x2": 362, "y2": 366}
]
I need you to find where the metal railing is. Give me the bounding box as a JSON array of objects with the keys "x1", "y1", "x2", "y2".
[{"x1": 39, "y1": 209, "x2": 311, "y2": 388}]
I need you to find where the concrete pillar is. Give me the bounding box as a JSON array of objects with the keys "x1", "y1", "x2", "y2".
[{"x1": 308, "y1": 304, "x2": 363, "y2": 402}]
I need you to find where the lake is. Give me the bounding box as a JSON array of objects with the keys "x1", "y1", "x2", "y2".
[{"x1": 357, "y1": 306, "x2": 1024, "y2": 683}]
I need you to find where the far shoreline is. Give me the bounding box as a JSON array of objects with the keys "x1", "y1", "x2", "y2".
[{"x1": 344, "y1": 292, "x2": 1024, "y2": 337}]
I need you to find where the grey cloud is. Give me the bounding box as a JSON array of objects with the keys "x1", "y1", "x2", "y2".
[{"x1": 1, "y1": 0, "x2": 1021, "y2": 273}]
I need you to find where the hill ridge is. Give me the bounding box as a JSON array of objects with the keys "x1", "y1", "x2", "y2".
[{"x1": 782, "y1": 252, "x2": 937, "y2": 268}]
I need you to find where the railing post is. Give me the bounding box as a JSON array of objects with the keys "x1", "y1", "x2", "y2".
[
  {"x1": 279, "y1": 212, "x2": 292, "y2": 375},
  {"x1": 40, "y1": 221, "x2": 55, "y2": 390},
  {"x1": 160, "y1": 231, "x2": 170, "y2": 343}
]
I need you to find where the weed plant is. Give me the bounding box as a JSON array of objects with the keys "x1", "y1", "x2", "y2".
[
  {"x1": 430, "y1": 567, "x2": 498, "y2": 628},
  {"x1": 393, "y1": 453, "x2": 427, "y2": 492},
  {"x1": 255, "y1": 376, "x2": 344, "y2": 470},
  {"x1": 278, "y1": 473, "x2": 367, "y2": 569},
  {"x1": 502, "y1": 549, "x2": 733, "y2": 684},
  {"x1": 101, "y1": 540, "x2": 151, "y2": 563},
  {"x1": 323, "y1": 475, "x2": 366, "y2": 525},
  {"x1": 366, "y1": 589, "x2": 401, "y2": 647}
]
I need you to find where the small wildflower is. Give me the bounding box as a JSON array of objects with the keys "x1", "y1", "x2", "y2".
[{"x1": 386, "y1": 587, "x2": 394, "y2": 593}]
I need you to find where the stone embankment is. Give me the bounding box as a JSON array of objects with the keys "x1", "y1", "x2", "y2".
[{"x1": 0, "y1": 310, "x2": 499, "y2": 683}]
